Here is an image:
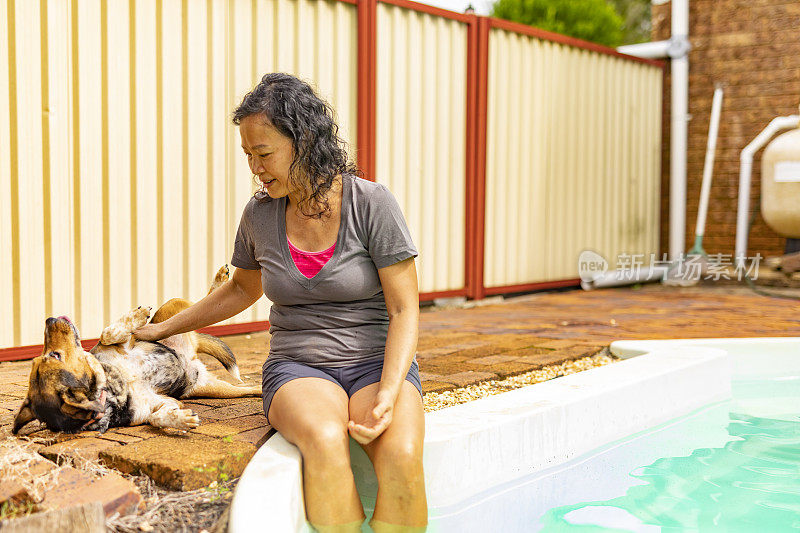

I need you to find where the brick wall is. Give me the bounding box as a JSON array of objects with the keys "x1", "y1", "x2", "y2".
[{"x1": 653, "y1": 0, "x2": 800, "y2": 259}]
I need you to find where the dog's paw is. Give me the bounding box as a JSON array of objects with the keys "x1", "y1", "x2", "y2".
[
  {"x1": 170, "y1": 409, "x2": 200, "y2": 430},
  {"x1": 102, "y1": 306, "x2": 152, "y2": 344},
  {"x1": 209, "y1": 265, "x2": 230, "y2": 293},
  {"x1": 129, "y1": 305, "x2": 152, "y2": 329},
  {"x1": 100, "y1": 324, "x2": 131, "y2": 345}
]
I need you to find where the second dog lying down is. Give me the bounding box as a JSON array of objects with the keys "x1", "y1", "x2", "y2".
[{"x1": 12, "y1": 266, "x2": 261, "y2": 434}]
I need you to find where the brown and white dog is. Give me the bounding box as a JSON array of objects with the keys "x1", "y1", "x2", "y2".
[{"x1": 12, "y1": 266, "x2": 261, "y2": 435}]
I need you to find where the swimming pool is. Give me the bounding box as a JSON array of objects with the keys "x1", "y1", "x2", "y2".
[
  {"x1": 419, "y1": 338, "x2": 800, "y2": 531},
  {"x1": 228, "y1": 338, "x2": 798, "y2": 532}
]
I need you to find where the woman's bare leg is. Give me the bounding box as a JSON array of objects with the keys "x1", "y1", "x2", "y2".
[
  {"x1": 268, "y1": 377, "x2": 365, "y2": 530},
  {"x1": 349, "y1": 381, "x2": 427, "y2": 530}
]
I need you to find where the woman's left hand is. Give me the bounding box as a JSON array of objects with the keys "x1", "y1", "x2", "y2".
[{"x1": 348, "y1": 389, "x2": 395, "y2": 445}]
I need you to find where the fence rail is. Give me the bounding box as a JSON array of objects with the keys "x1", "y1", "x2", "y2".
[{"x1": 0, "y1": 0, "x2": 663, "y2": 357}]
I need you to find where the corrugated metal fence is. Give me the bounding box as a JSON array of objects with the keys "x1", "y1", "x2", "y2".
[
  {"x1": 1, "y1": 0, "x2": 357, "y2": 351},
  {"x1": 375, "y1": 2, "x2": 469, "y2": 295},
  {"x1": 482, "y1": 20, "x2": 662, "y2": 292},
  {"x1": 1, "y1": 0, "x2": 662, "y2": 356}
]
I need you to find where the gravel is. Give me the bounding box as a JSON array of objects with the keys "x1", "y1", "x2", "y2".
[{"x1": 422, "y1": 352, "x2": 617, "y2": 412}]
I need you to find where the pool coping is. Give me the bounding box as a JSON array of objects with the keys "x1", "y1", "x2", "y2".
[
  {"x1": 609, "y1": 335, "x2": 800, "y2": 359},
  {"x1": 227, "y1": 337, "x2": 758, "y2": 532}
]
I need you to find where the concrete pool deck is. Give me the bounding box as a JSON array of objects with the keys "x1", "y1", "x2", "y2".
[{"x1": 1, "y1": 283, "x2": 799, "y2": 504}]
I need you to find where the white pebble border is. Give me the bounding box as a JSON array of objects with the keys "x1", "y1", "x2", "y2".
[{"x1": 422, "y1": 352, "x2": 617, "y2": 412}]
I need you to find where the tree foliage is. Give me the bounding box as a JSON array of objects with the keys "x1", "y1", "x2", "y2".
[
  {"x1": 608, "y1": 0, "x2": 652, "y2": 45},
  {"x1": 491, "y1": 0, "x2": 625, "y2": 47}
]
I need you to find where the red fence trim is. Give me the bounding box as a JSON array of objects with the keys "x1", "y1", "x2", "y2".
[
  {"x1": 0, "y1": 340, "x2": 109, "y2": 362},
  {"x1": 1, "y1": 345, "x2": 50, "y2": 362},
  {"x1": 378, "y1": 0, "x2": 473, "y2": 22},
  {"x1": 356, "y1": 0, "x2": 377, "y2": 181},
  {"x1": 337, "y1": 0, "x2": 357, "y2": 4},
  {"x1": 420, "y1": 288, "x2": 469, "y2": 301},
  {"x1": 483, "y1": 279, "x2": 582, "y2": 296},
  {"x1": 487, "y1": 18, "x2": 665, "y2": 68}
]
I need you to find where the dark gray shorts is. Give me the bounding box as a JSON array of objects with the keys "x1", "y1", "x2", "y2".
[{"x1": 261, "y1": 358, "x2": 422, "y2": 424}]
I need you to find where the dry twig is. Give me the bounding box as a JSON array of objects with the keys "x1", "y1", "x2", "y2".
[
  {"x1": 0, "y1": 437, "x2": 66, "y2": 503},
  {"x1": 106, "y1": 477, "x2": 236, "y2": 533}
]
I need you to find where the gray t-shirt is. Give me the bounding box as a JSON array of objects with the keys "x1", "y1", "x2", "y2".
[{"x1": 231, "y1": 174, "x2": 418, "y2": 367}]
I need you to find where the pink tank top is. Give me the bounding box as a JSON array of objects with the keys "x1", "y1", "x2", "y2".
[{"x1": 288, "y1": 237, "x2": 336, "y2": 278}]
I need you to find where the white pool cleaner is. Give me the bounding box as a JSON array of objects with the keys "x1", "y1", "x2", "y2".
[{"x1": 663, "y1": 86, "x2": 724, "y2": 286}]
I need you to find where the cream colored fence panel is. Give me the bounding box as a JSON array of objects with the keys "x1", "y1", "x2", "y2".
[
  {"x1": 5, "y1": 0, "x2": 47, "y2": 346},
  {"x1": 375, "y1": 2, "x2": 467, "y2": 294},
  {"x1": 161, "y1": 0, "x2": 184, "y2": 321},
  {"x1": 106, "y1": 0, "x2": 133, "y2": 329},
  {"x1": 83, "y1": 1, "x2": 105, "y2": 331},
  {"x1": 209, "y1": 0, "x2": 231, "y2": 320},
  {"x1": 133, "y1": 0, "x2": 158, "y2": 329},
  {"x1": 1, "y1": 0, "x2": 14, "y2": 345},
  {"x1": 484, "y1": 28, "x2": 662, "y2": 288},
  {"x1": 185, "y1": 0, "x2": 210, "y2": 312},
  {"x1": 1, "y1": 0, "x2": 357, "y2": 349}
]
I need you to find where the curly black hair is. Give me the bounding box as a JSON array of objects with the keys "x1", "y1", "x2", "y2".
[{"x1": 232, "y1": 73, "x2": 360, "y2": 218}]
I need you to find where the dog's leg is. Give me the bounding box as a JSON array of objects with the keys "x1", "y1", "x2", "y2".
[
  {"x1": 207, "y1": 264, "x2": 230, "y2": 295},
  {"x1": 185, "y1": 376, "x2": 261, "y2": 399},
  {"x1": 146, "y1": 396, "x2": 200, "y2": 430},
  {"x1": 99, "y1": 306, "x2": 152, "y2": 345}
]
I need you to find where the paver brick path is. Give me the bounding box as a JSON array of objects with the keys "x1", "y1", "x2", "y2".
[{"x1": 1, "y1": 284, "x2": 798, "y2": 489}]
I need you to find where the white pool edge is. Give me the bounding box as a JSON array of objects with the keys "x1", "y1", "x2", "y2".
[
  {"x1": 609, "y1": 336, "x2": 800, "y2": 359},
  {"x1": 228, "y1": 337, "x2": 762, "y2": 533}
]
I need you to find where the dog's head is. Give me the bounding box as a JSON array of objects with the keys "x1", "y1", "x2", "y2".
[{"x1": 13, "y1": 316, "x2": 108, "y2": 434}]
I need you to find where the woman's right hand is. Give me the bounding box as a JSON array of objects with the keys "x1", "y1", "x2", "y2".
[
  {"x1": 132, "y1": 267, "x2": 262, "y2": 342},
  {"x1": 132, "y1": 322, "x2": 170, "y2": 342}
]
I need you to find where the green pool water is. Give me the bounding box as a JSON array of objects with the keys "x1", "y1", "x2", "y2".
[{"x1": 538, "y1": 372, "x2": 800, "y2": 531}]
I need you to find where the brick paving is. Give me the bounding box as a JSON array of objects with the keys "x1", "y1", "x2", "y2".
[{"x1": 1, "y1": 283, "x2": 799, "y2": 492}]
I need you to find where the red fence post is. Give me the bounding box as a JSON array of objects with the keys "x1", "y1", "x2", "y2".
[
  {"x1": 470, "y1": 16, "x2": 490, "y2": 301},
  {"x1": 464, "y1": 14, "x2": 478, "y2": 301}
]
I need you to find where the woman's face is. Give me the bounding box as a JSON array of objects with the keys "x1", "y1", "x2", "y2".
[{"x1": 239, "y1": 114, "x2": 297, "y2": 200}]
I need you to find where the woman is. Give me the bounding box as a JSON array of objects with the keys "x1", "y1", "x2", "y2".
[{"x1": 134, "y1": 73, "x2": 427, "y2": 532}]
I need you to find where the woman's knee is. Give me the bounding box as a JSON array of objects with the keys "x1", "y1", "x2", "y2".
[
  {"x1": 372, "y1": 439, "x2": 424, "y2": 483},
  {"x1": 268, "y1": 378, "x2": 350, "y2": 459},
  {"x1": 296, "y1": 421, "x2": 351, "y2": 462}
]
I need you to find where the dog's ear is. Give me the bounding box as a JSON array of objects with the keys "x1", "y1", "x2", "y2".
[
  {"x1": 59, "y1": 391, "x2": 102, "y2": 420},
  {"x1": 12, "y1": 399, "x2": 36, "y2": 434}
]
